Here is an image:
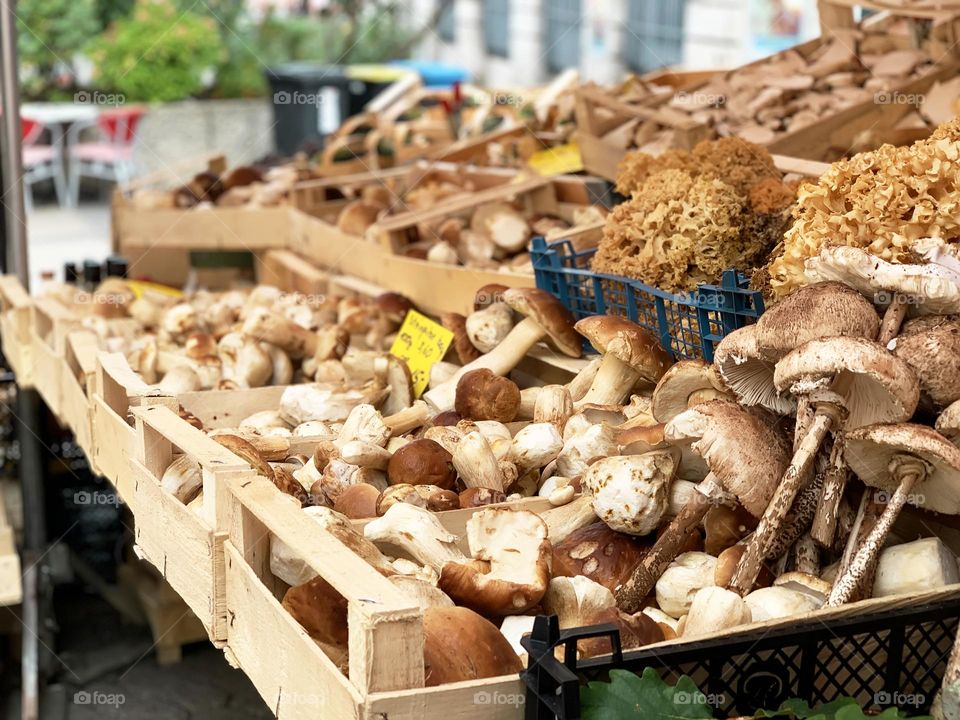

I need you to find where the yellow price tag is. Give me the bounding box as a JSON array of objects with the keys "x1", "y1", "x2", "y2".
[
  {"x1": 527, "y1": 141, "x2": 583, "y2": 176},
  {"x1": 126, "y1": 280, "x2": 184, "y2": 301},
  {"x1": 389, "y1": 310, "x2": 454, "y2": 397}
]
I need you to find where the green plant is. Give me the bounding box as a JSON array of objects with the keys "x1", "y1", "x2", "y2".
[
  {"x1": 86, "y1": 0, "x2": 225, "y2": 102},
  {"x1": 17, "y1": 0, "x2": 99, "y2": 99}
]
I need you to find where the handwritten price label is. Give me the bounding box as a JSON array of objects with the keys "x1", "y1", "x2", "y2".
[{"x1": 389, "y1": 310, "x2": 454, "y2": 397}]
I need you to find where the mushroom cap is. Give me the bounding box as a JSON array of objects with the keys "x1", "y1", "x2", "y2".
[
  {"x1": 652, "y1": 359, "x2": 731, "y2": 422},
  {"x1": 844, "y1": 423, "x2": 960, "y2": 514},
  {"x1": 223, "y1": 165, "x2": 263, "y2": 190},
  {"x1": 582, "y1": 451, "x2": 677, "y2": 535},
  {"x1": 454, "y1": 368, "x2": 521, "y2": 422},
  {"x1": 574, "y1": 315, "x2": 672, "y2": 384},
  {"x1": 332, "y1": 483, "x2": 380, "y2": 519},
  {"x1": 213, "y1": 434, "x2": 275, "y2": 482},
  {"x1": 422, "y1": 607, "x2": 523, "y2": 686},
  {"x1": 439, "y1": 508, "x2": 550, "y2": 616},
  {"x1": 936, "y1": 399, "x2": 960, "y2": 441},
  {"x1": 551, "y1": 521, "x2": 653, "y2": 593},
  {"x1": 774, "y1": 337, "x2": 919, "y2": 429},
  {"x1": 387, "y1": 438, "x2": 457, "y2": 490},
  {"x1": 805, "y1": 245, "x2": 960, "y2": 316},
  {"x1": 459, "y1": 487, "x2": 507, "y2": 507},
  {"x1": 664, "y1": 401, "x2": 792, "y2": 516},
  {"x1": 336, "y1": 200, "x2": 382, "y2": 235},
  {"x1": 502, "y1": 288, "x2": 582, "y2": 358},
  {"x1": 474, "y1": 283, "x2": 510, "y2": 311},
  {"x1": 755, "y1": 281, "x2": 880, "y2": 359},
  {"x1": 901, "y1": 314, "x2": 960, "y2": 336},
  {"x1": 576, "y1": 608, "x2": 664, "y2": 658},
  {"x1": 891, "y1": 325, "x2": 960, "y2": 412},
  {"x1": 184, "y1": 332, "x2": 218, "y2": 359},
  {"x1": 772, "y1": 571, "x2": 831, "y2": 605},
  {"x1": 440, "y1": 312, "x2": 481, "y2": 364},
  {"x1": 713, "y1": 324, "x2": 795, "y2": 415},
  {"x1": 282, "y1": 575, "x2": 348, "y2": 648},
  {"x1": 376, "y1": 292, "x2": 413, "y2": 323}
]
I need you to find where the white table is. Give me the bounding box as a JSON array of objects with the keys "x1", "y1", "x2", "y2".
[{"x1": 21, "y1": 103, "x2": 100, "y2": 207}]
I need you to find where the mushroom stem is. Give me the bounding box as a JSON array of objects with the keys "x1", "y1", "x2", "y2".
[
  {"x1": 384, "y1": 401, "x2": 430, "y2": 435},
  {"x1": 577, "y1": 352, "x2": 642, "y2": 407},
  {"x1": 764, "y1": 468, "x2": 823, "y2": 562},
  {"x1": 793, "y1": 533, "x2": 820, "y2": 576},
  {"x1": 423, "y1": 317, "x2": 546, "y2": 412},
  {"x1": 810, "y1": 436, "x2": 849, "y2": 547},
  {"x1": 616, "y1": 474, "x2": 721, "y2": 612},
  {"x1": 878, "y1": 295, "x2": 909, "y2": 345},
  {"x1": 826, "y1": 459, "x2": 925, "y2": 606},
  {"x1": 567, "y1": 356, "x2": 602, "y2": 402},
  {"x1": 726, "y1": 408, "x2": 836, "y2": 596},
  {"x1": 832, "y1": 490, "x2": 886, "y2": 602},
  {"x1": 540, "y1": 494, "x2": 597, "y2": 543}
]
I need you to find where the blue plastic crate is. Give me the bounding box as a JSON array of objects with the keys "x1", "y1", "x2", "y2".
[{"x1": 531, "y1": 236, "x2": 766, "y2": 362}]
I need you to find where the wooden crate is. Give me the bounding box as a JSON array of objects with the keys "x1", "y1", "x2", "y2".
[
  {"x1": 60, "y1": 330, "x2": 100, "y2": 465},
  {"x1": 223, "y1": 474, "x2": 550, "y2": 720},
  {"x1": 128, "y1": 404, "x2": 254, "y2": 642},
  {"x1": 30, "y1": 298, "x2": 81, "y2": 421},
  {"x1": 0, "y1": 276, "x2": 34, "y2": 389},
  {"x1": 0, "y1": 486, "x2": 21, "y2": 607}
]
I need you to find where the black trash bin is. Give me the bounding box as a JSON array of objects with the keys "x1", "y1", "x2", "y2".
[
  {"x1": 266, "y1": 63, "x2": 351, "y2": 156},
  {"x1": 342, "y1": 65, "x2": 413, "y2": 117}
]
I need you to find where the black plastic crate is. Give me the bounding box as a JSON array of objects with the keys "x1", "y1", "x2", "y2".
[
  {"x1": 521, "y1": 593, "x2": 960, "y2": 718},
  {"x1": 530, "y1": 236, "x2": 765, "y2": 361}
]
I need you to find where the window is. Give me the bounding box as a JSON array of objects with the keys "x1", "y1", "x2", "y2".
[
  {"x1": 544, "y1": 0, "x2": 582, "y2": 73},
  {"x1": 484, "y1": 0, "x2": 510, "y2": 57},
  {"x1": 624, "y1": 0, "x2": 686, "y2": 73},
  {"x1": 437, "y1": 0, "x2": 455, "y2": 43}
]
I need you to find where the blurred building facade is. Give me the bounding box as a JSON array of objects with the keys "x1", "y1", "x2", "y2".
[{"x1": 408, "y1": 0, "x2": 821, "y2": 87}]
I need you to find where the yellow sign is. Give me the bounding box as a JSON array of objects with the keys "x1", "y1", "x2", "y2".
[
  {"x1": 126, "y1": 280, "x2": 184, "y2": 301},
  {"x1": 389, "y1": 310, "x2": 454, "y2": 397},
  {"x1": 527, "y1": 141, "x2": 583, "y2": 176}
]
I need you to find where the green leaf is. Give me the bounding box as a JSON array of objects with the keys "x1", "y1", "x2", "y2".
[{"x1": 580, "y1": 668, "x2": 715, "y2": 720}]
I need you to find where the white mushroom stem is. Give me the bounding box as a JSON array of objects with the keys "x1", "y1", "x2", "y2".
[
  {"x1": 810, "y1": 436, "x2": 849, "y2": 548},
  {"x1": 577, "y1": 352, "x2": 642, "y2": 407},
  {"x1": 826, "y1": 457, "x2": 926, "y2": 606},
  {"x1": 384, "y1": 400, "x2": 430, "y2": 435},
  {"x1": 616, "y1": 474, "x2": 722, "y2": 612},
  {"x1": 363, "y1": 503, "x2": 466, "y2": 572},
  {"x1": 534, "y1": 384, "x2": 574, "y2": 431},
  {"x1": 423, "y1": 317, "x2": 547, "y2": 412},
  {"x1": 452, "y1": 431, "x2": 505, "y2": 492},
  {"x1": 539, "y1": 494, "x2": 597, "y2": 543},
  {"x1": 726, "y1": 408, "x2": 837, "y2": 596},
  {"x1": 567, "y1": 356, "x2": 602, "y2": 402},
  {"x1": 878, "y1": 295, "x2": 909, "y2": 345}
]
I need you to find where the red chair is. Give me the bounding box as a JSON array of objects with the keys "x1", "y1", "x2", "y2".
[
  {"x1": 67, "y1": 106, "x2": 145, "y2": 206},
  {"x1": 21, "y1": 116, "x2": 68, "y2": 209}
]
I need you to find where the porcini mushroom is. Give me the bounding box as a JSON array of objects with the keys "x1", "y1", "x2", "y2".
[
  {"x1": 551, "y1": 521, "x2": 651, "y2": 592},
  {"x1": 364, "y1": 503, "x2": 466, "y2": 572},
  {"x1": 454, "y1": 368, "x2": 521, "y2": 422},
  {"x1": 466, "y1": 303, "x2": 514, "y2": 353},
  {"x1": 652, "y1": 360, "x2": 733, "y2": 422},
  {"x1": 827, "y1": 424, "x2": 960, "y2": 606},
  {"x1": 728, "y1": 336, "x2": 919, "y2": 596},
  {"x1": 387, "y1": 438, "x2": 456, "y2": 489},
  {"x1": 616, "y1": 401, "x2": 790, "y2": 611},
  {"x1": 423, "y1": 607, "x2": 522, "y2": 686},
  {"x1": 424, "y1": 288, "x2": 581, "y2": 412},
  {"x1": 574, "y1": 316, "x2": 672, "y2": 407},
  {"x1": 583, "y1": 451, "x2": 677, "y2": 535}
]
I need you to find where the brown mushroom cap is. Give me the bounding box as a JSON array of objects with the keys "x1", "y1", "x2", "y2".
[
  {"x1": 891, "y1": 325, "x2": 960, "y2": 412},
  {"x1": 901, "y1": 315, "x2": 960, "y2": 336},
  {"x1": 936, "y1": 400, "x2": 960, "y2": 442},
  {"x1": 844, "y1": 423, "x2": 960, "y2": 514},
  {"x1": 703, "y1": 503, "x2": 757, "y2": 555},
  {"x1": 333, "y1": 483, "x2": 381, "y2": 519},
  {"x1": 441, "y1": 312, "x2": 482, "y2": 364},
  {"x1": 575, "y1": 315, "x2": 672, "y2": 385},
  {"x1": 664, "y1": 401, "x2": 792, "y2": 517},
  {"x1": 422, "y1": 607, "x2": 523, "y2": 686},
  {"x1": 454, "y1": 368, "x2": 521, "y2": 422},
  {"x1": 459, "y1": 487, "x2": 507, "y2": 508},
  {"x1": 713, "y1": 324, "x2": 795, "y2": 415},
  {"x1": 282, "y1": 575, "x2": 347, "y2": 649},
  {"x1": 387, "y1": 438, "x2": 457, "y2": 489},
  {"x1": 577, "y1": 608, "x2": 664, "y2": 658},
  {"x1": 474, "y1": 283, "x2": 510, "y2": 311},
  {"x1": 652, "y1": 359, "x2": 732, "y2": 422},
  {"x1": 714, "y1": 544, "x2": 774, "y2": 589},
  {"x1": 185, "y1": 332, "x2": 218, "y2": 359},
  {"x1": 552, "y1": 522, "x2": 653, "y2": 593},
  {"x1": 755, "y1": 281, "x2": 880, "y2": 360},
  {"x1": 336, "y1": 200, "x2": 382, "y2": 236},
  {"x1": 223, "y1": 165, "x2": 263, "y2": 190},
  {"x1": 376, "y1": 483, "x2": 460, "y2": 514},
  {"x1": 376, "y1": 292, "x2": 413, "y2": 324},
  {"x1": 774, "y1": 336, "x2": 920, "y2": 429},
  {"x1": 213, "y1": 434, "x2": 275, "y2": 482},
  {"x1": 503, "y1": 288, "x2": 582, "y2": 358}
]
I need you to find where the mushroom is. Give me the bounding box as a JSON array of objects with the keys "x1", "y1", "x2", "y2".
[
  {"x1": 454, "y1": 368, "x2": 521, "y2": 422},
  {"x1": 583, "y1": 451, "x2": 677, "y2": 535},
  {"x1": 652, "y1": 360, "x2": 733, "y2": 422},
  {"x1": 509, "y1": 422, "x2": 563, "y2": 473},
  {"x1": 728, "y1": 336, "x2": 919, "y2": 596},
  {"x1": 376, "y1": 484, "x2": 459, "y2": 514},
  {"x1": 242, "y1": 306, "x2": 319, "y2": 359},
  {"x1": 160, "y1": 455, "x2": 202, "y2": 504},
  {"x1": 574, "y1": 316, "x2": 672, "y2": 407},
  {"x1": 655, "y1": 551, "x2": 718, "y2": 619},
  {"x1": 363, "y1": 503, "x2": 466, "y2": 572},
  {"x1": 441, "y1": 313, "x2": 481, "y2": 365},
  {"x1": 534, "y1": 384, "x2": 574, "y2": 431},
  {"x1": 892, "y1": 324, "x2": 960, "y2": 413},
  {"x1": 616, "y1": 401, "x2": 790, "y2": 611},
  {"x1": 712, "y1": 324, "x2": 795, "y2": 415},
  {"x1": 157, "y1": 365, "x2": 201, "y2": 396},
  {"x1": 459, "y1": 487, "x2": 507, "y2": 508},
  {"x1": 338, "y1": 440, "x2": 392, "y2": 470},
  {"x1": 426, "y1": 241, "x2": 459, "y2": 265},
  {"x1": 937, "y1": 400, "x2": 960, "y2": 444},
  {"x1": 336, "y1": 199, "x2": 382, "y2": 236},
  {"x1": 439, "y1": 508, "x2": 550, "y2": 616},
  {"x1": 452, "y1": 431, "x2": 507, "y2": 492},
  {"x1": 543, "y1": 575, "x2": 615, "y2": 628},
  {"x1": 828, "y1": 424, "x2": 960, "y2": 606},
  {"x1": 556, "y1": 423, "x2": 617, "y2": 478},
  {"x1": 332, "y1": 483, "x2": 380, "y2": 519},
  {"x1": 551, "y1": 521, "x2": 651, "y2": 593},
  {"x1": 387, "y1": 438, "x2": 456, "y2": 489},
  {"x1": 279, "y1": 385, "x2": 385, "y2": 426},
  {"x1": 872, "y1": 537, "x2": 960, "y2": 598},
  {"x1": 681, "y1": 586, "x2": 752, "y2": 638},
  {"x1": 465, "y1": 303, "x2": 514, "y2": 353},
  {"x1": 282, "y1": 576, "x2": 348, "y2": 664},
  {"x1": 380, "y1": 355, "x2": 414, "y2": 417},
  {"x1": 424, "y1": 288, "x2": 581, "y2": 413},
  {"x1": 422, "y1": 607, "x2": 522, "y2": 686},
  {"x1": 471, "y1": 202, "x2": 530, "y2": 254},
  {"x1": 744, "y1": 586, "x2": 820, "y2": 621},
  {"x1": 233, "y1": 338, "x2": 273, "y2": 388}
]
